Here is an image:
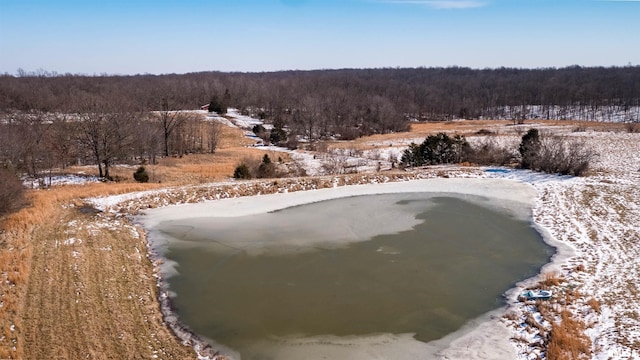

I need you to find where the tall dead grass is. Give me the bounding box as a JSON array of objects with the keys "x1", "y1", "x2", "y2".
[
  {"x1": 540, "y1": 271, "x2": 564, "y2": 287},
  {"x1": 0, "y1": 182, "x2": 169, "y2": 358},
  {"x1": 546, "y1": 310, "x2": 592, "y2": 360},
  {"x1": 516, "y1": 272, "x2": 595, "y2": 360},
  {"x1": 588, "y1": 297, "x2": 601, "y2": 314},
  {"x1": 65, "y1": 149, "x2": 279, "y2": 186}
]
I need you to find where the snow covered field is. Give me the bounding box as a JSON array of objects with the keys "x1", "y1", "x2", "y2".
[
  {"x1": 22, "y1": 174, "x2": 100, "y2": 188},
  {"x1": 497, "y1": 132, "x2": 640, "y2": 359},
  {"x1": 85, "y1": 126, "x2": 640, "y2": 360}
]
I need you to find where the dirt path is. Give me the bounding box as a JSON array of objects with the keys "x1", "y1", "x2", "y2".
[{"x1": 20, "y1": 206, "x2": 195, "y2": 359}]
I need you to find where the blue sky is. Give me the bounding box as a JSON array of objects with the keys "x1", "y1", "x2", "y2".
[{"x1": 0, "y1": 0, "x2": 638, "y2": 75}]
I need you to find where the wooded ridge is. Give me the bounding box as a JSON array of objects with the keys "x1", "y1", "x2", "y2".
[
  {"x1": 2, "y1": 66, "x2": 639, "y2": 124},
  {"x1": 0, "y1": 66, "x2": 638, "y2": 185}
]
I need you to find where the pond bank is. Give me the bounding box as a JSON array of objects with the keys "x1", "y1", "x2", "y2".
[{"x1": 130, "y1": 174, "x2": 566, "y2": 359}]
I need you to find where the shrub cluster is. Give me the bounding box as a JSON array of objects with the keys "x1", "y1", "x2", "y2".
[
  {"x1": 466, "y1": 137, "x2": 516, "y2": 166},
  {"x1": 234, "y1": 154, "x2": 284, "y2": 180},
  {"x1": 401, "y1": 133, "x2": 470, "y2": 167},
  {"x1": 233, "y1": 164, "x2": 252, "y2": 179},
  {"x1": 518, "y1": 129, "x2": 597, "y2": 176},
  {"x1": 257, "y1": 154, "x2": 276, "y2": 178},
  {"x1": 133, "y1": 166, "x2": 150, "y2": 183},
  {"x1": 401, "y1": 129, "x2": 597, "y2": 177}
]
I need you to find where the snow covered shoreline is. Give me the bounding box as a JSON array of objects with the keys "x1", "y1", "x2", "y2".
[
  {"x1": 129, "y1": 175, "x2": 565, "y2": 360},
  {"x1": 87, "y1": 146, "x2": 640, "y2": 360}
]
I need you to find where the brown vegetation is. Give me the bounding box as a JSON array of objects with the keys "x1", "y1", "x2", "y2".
[
  {"x1": 588, "y1": 298, "x2": 602, "y2": 314},
  {"x1": 540, "y1": 272, "x2": 564, "y2": 287},
  {"x1": 0, "y1": 124, "x2": 259, "y2": 358},
  {"x1": 0, "y1": 108, "x2": 629, "y2": 359},
  {"x1": 0, "y1": 183, "x2": 180, "y2": 358},
  {"x1": 2, "y1": 67, "x2": 638, "y2": 125},
  {"x1": 546, "y1": 310, "x2": 592, "y2": 360},
  {"x1": 508, "y1": 265, "x2": 598, "y2": 360}
]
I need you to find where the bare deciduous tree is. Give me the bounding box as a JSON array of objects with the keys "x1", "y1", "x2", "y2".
[
  {"x1": 131, "y1": 116, "x2": 161, "y2": 165},
  {"x1": 158, "y1": 97, "x2": 187, "y2": 156},
  {"x1": 206, "y1": 121, "x2": 223, "y2": 154},
  {"x1": 0, "y1": 167, "x2": 26, "y2": 216},
  {"x1": 47, "y1": 114, "x2": 78, "y2": 170},
  {"x1": 77, "y1": 110, "x2": 134, "y2": 179},
  {"x1": 537, "y1": 135, "x2": 598, "y2": 176}
]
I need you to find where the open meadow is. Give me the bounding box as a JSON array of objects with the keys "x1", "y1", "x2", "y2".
[{"x1": 1, "y1": 116, "x2": 640, "y2": 360}]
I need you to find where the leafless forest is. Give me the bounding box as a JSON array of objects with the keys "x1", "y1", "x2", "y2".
[
  {"x1": 1, "y1": 65, "x2": 640, "y2": 360},
  {"x1": 0, "y1": 66, "x2": 639, "y2": 187}
]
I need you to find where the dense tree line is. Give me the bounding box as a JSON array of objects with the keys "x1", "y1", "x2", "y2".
[
  {"x1": 1, "y1": 66, "x2": 638, "y2": 134},
  {"x1": 0, "y1": 66, "x2": 634, "y2": 185}
]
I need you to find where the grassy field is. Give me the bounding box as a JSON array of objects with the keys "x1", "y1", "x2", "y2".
[
  {"x1": 1, "y1": 118, "x2": 634, "y2": 359},
  {"x1": 0, "y1": 125, "x2": 270, "y2": 359}
]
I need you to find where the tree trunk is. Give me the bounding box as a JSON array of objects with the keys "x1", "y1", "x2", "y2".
[{"x1": 164, "y1": 132, "x2": 170, "y2": 157}]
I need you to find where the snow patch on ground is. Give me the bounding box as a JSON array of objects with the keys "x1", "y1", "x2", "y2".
[
  {"x1": 482, "y1": 132, "x2": 640, "y2": 359},
  {"x1": 84, "y1": 129, "x2": 640, "y2": 360},
  {"x1": 23, "y1": 174, "x2": 100, "y2": 188},
  {"x1": 483, "y1": 105, "x2": 640, "y2": 122},
  {"x1": 88, "y1": 189, "x2": 170, "y2": 213},
  {"x1": 225, "y1": 108, "x2": 266, "y2": 129}
]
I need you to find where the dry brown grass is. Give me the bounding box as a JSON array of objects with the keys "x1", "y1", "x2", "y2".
[
  {"x1": 546, "y1": 310, "x2": 592, "y2": 360},
  {"x1": 503, "y1": 310, "x2": 520, "y2": 322},
  {"x1": 1, "y1": 118, "x2": 618, "y2": 358},
  {"x1": 562, "y1": 288, "x2": 583, "y2": 305},
  {"x1": 588, "y1": 298, "x2": 602, "y2": 314},
  {"x1": 0, "y1": 122, "x2": 254, "y2": 358},
  {"x1": 153, "y1": 149, "x2": 289, "y2": 184},
  {"x1": 520, "y1": 271, "x2": 596, "y2": 360},
  {"x1": 341, "y1": 120, "x2": 512, "y2": 149},
  {"x1": 63, "y1": 124, "x2": 282, "y2": 185},
  {"x1": 0, "y1": 184, "x2": 198, "y2": 358},
  {"x1": 406, "y1": 119, "x2": 615, "y2": 137},
  {"x1": 540, "y1": 271, "x2": 564, "y2": 287},
  {"x1": 525, "y1": 312, "x2": 547, "y2": 334}
]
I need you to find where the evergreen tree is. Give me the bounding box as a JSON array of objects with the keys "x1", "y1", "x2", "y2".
[
  {"x1": 221, "y1": 89, "x2": 231, "y2": 114},
  {"x1": 252, "y1": 124, "x2": 266, "y2": 136},
  {"x1": 269, "y1": 118, "x2": 288, "y2": 146},
  {"x1": 519, "y1": 128, "x2": 541, "y2": 169},
  {"x1": 208, "y1": 93, "x2": 228, "y2": 114},
  {"x1": 133, "y1": 166, "x2": 149, "y2": 183},
  {"x1": 401, "y1": 133, "x2": 470, "y2": 167},
  {"x1": 233, "y1": 163, "x2": 252, "y2": 179},
  {"x1": 400, "y1": 143, "x2": 423, "y2": 168},
  {"x1": 257, "y1": 154, "x2": 276, "y2": 178}
]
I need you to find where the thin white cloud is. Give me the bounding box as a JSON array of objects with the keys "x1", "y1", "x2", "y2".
[{"x1": 375, "y1": 0, "x2": 488, "y2": 9}]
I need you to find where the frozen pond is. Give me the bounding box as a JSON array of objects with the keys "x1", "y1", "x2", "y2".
[{"x1": 145, "y1": 191, "x2": 553, "y2": 359}]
